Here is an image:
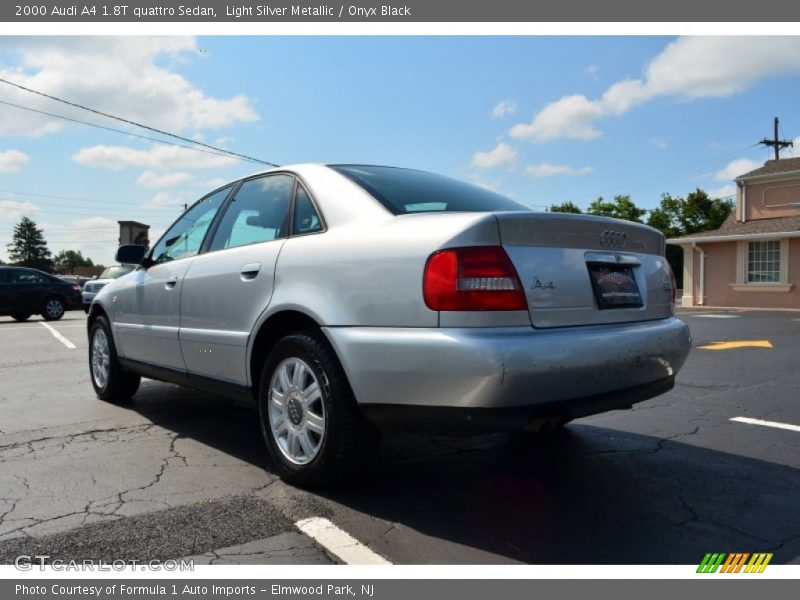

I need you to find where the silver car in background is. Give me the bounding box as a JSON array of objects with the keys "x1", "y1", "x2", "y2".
[
  {"x1": 87, "y1": 164, "x2": 691, "y2": 486},
  {"x1": 82, "y1": 265, "x2": 135, "y2": 313}
]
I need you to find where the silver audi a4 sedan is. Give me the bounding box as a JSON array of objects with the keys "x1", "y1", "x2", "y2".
[{"x1": 87, "y1": 164, "x2": 691, "y2": 486}]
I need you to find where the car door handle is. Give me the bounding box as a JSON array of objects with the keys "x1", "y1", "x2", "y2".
[
  {"x1": 240, "y1": 263, "x2": 261, "y2": 281},
  {"x1": 165, "y1": 275, "x2": 179, "y2": 289}
]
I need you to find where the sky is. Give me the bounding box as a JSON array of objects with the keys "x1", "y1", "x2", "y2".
[{"x1": 1, "y1": 35, "x2": 800, "y2": 265}]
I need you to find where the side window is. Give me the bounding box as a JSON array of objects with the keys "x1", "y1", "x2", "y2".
[
  {"x1": 12, "y1": 270, "x2": 46, "y2": 284},
  {"x1": 209, "y1": 174, "x2": 293, "y2": 252},
  {"x1": 293, "y1": 184, "x2": 323, "y2": 235},
  {"x1": 151, "y1": 186, "x2": 230, "y2": 265}
]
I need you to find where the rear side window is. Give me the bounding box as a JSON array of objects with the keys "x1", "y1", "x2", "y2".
[
  {"x1": 209, "y1": 174, "x2": 293, "y2": 251},
  {"x1": 12, "y1": 270, "x2": 46, "y2": 284},
  {"x1": 293, "y1": 184, "x2": 323, "y2": 235},
  {"x1": 330, "y1": 165, "x2": 529, "y2": 215}
]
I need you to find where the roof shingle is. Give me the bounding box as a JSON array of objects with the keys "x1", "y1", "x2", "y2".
[
  {"x1": 669, "y1": 213, "x2": 800, "y2": 241},
  {"x1": 737, "y1": 157, "x2": 800, "y2": 180}
]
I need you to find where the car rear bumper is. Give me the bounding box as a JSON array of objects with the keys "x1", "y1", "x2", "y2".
[{"x1": 323, "y1": 317, "x2": 691, "y2": 430}]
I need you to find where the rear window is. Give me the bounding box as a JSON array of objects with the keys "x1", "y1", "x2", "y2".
[{"x1": 329, "y1": 165, "x2": 529, "y2": 215}]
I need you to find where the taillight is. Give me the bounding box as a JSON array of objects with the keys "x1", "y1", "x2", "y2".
[{"x1": 423, "y1": 246, "x2": 526, "y2": 311}]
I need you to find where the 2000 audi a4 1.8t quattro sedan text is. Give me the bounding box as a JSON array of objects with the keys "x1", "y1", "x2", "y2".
[{"x1": 87, "y1": 164, "x2": 691, "y2": 486}]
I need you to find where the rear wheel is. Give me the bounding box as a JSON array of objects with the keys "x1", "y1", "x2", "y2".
[
  {"x1": 41, "y1": 297, "x2": 65, "y2": 321},
  {"x1": 89, "y1": 316, "x2": 140, "y2": 402},
  {"x1": 258, "y1": 331, "x2": 378, "y2": 487},
  {"x1": 11, "y1": 313, "x2": 31, "y2": 322}
]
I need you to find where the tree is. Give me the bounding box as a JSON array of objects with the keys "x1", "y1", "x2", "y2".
[
  {"x1": 646, "y1": 189, "x2": 734, "y2": 237},
  {"x1": 6, "y1": 217, "x2": 52, "y2": 272},
  {"x1": 54, "y1": 249, "x2": 94, "y2": 274},
  {"x1": 549, "y1": 201, "x2": 583, "y2": 214},
  {"x1": 587, "y1": 195, "x2": 646, "y2": 223}
]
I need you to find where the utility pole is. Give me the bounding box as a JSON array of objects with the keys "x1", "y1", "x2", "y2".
[{"x1": 759, "y1": 116, "x2": 793, "y2": 160}]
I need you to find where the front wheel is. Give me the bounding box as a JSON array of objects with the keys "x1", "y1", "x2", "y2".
[
  {"x1": 42, "y1": 297, "x2": 65, "y2": 321},
  {"x1": 11, "y1": 313, "x2": 31, "y2": 322},
  {"x1": 89, "y1": 316, "x2": 140, "y2": 402},
  {"x1": 258, "y1": 332, "x2": 378, "y2": 487}
]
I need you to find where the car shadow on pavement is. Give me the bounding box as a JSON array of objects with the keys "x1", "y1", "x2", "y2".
[{"x1": 125, "y1": 386, "x2": 800, "y2": 565}]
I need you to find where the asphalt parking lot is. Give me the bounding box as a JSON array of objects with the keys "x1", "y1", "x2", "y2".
[{"x1": 0, "y1": 310, "x2": 798, "y2": 565}]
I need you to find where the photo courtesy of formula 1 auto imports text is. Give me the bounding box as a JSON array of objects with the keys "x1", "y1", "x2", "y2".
[{"x1": 0, "y1": 1, "x2": 798, "y2": 598}]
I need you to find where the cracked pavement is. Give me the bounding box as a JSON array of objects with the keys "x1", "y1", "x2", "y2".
[{"x1": 0, "y1": 310, "x2": 798, "y2": 564}]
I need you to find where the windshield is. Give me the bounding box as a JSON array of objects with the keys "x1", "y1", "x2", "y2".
[
  {"x1": 99, "y1": 265, "x2": 134, "y2": 280},
  {"x1": 329, "y1": 165, "x2": 530, "y2": 215}
]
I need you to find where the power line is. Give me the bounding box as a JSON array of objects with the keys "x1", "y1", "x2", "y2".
[
  {"x1": 0, "y1": 77, "x2": 279, "y2": 167},
  {"x1": 0, "y1": 98, "x2": 264, "y2": 166}
]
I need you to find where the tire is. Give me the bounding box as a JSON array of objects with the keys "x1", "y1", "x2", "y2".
[
  {"x1": 89, "y1": 316, "x2": 140, "y2": 402},
  {"x1": 41, "y1": 297, "x2": 65, "y2": 321},
  {"x1": 11, "y1": 313, "x2": 31, "y2": 322},
  {"x1": 258, "y1": 331, "x2": 379, "y2": 487},
  {"x1": 82, "y1": 305, "x2": 90, "y2": 314}
]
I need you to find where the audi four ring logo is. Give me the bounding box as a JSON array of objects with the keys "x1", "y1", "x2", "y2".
[{"x1": 600, "y1": 230, "x2": 627, "y2": 249}]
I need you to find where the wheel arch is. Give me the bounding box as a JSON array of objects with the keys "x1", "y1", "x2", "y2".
[{"x1": 249, "y1": 308, "x2": 327, "y2": 394}]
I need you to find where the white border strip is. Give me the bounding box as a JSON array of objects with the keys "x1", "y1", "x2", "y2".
[
  {"x1": 730, "y1": 416, "x2": 800, "y2": 433},
  {"x1": 39, "y1": 322, "x2": 77, "y2": 350},
  {"x1": 295, "y1": 517, "x2": 392, "y2": 565},
  {"x1": 4, "y1": 23, "x2": 800, "y2": 35}
]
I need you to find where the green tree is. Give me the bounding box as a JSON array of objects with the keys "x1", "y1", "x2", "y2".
[
  {"x1": 646, "y1": 189, "x2": 734, "y2": 237},
  {"x1": 549, "y1": 201, "x2": 583, "y2": 214},
  {"x1": 54, "y1": 249, "x2": 94, "y2": 274},
  {"x1": 587, "y1": 195, "x2": 646, "y2": 223},
  {"x1": 6, "y1": 216, "x2": 52, "y2": 272}
]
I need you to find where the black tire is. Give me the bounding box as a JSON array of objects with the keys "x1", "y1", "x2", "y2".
[
  {"x1": 41, "y1": 297, "x2": 65, "y2": 321},
  {"x1": 258, "y1": 331, "x2": 379, "y2": 487},
  {"x1": 11, "y1": 313, "x2": 31, "y2": 322},
  {"x1": 88, "y1": 316, "x2": 141, "y2": 402},
  {"x1": 82, "y1": 305, "x2": 90, "y2": 314}
]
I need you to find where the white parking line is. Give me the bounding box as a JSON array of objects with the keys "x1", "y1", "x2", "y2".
[
  {"x1": 730, "y1": 416, "x2": 800, "y2": 433},
  {"x1": 39, "y1": 322, "x2": 77, "y2": 350},
  {"x1": 295, "y1": 517, "x2": 392, "y2": 565}
]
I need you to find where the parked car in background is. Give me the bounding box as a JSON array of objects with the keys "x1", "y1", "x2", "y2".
[
  {"x1": 87, "y1": 164, "x2": 692, "y2": 486},
  {"x1": 0, "y1": 266, "x2": 82, "y2": 321},
  {"x1": 82, "y1": 265, "x2": 134, "y2": 313}
]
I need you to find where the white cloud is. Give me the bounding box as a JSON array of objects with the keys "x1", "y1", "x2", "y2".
[
  {"x1": 136, "y1": 170, "x2": 192, "y2": 188},
  {"x1": 649, "y1": 137, "x2": 668, "y2": 150},
  {"x1": 72, "y1": 144, "x2": 237, "y2": 170},
  {"x1": 0, "y1": 199, "x2": 39, "y2": 220},
  {"x1": 707, "y1": 185, "x2": 736, "y2": 199},
  {"x1": 511, "y1": 37, "x2": 800, "y2": 142},
  {"x1": 44, "y1": 217, "x2": 120, "y2": 266},
  {"x1": 0, "y1": 37, "x2": 257, "y2": 137},
  {"x1": 202, "y1": 177, "x2": 229, "y2": 189},
  {"x1": 144, "y1": 192, "x2": 185, "y2": 210},
  {"x1": 0, "y1": 149, "x2": 30, "y2": 172},
  {"x1": 471, "y1": 142, "x2": 517, "y2": 170},
  {"x1": 714, "y1": 157, "x2": 761, "y2": 181},
  {"x1": 510, "y1": 94, "x2": 604, "y2": 141},
  {"x1": 491, "y1": 99, "x2": 517, "y2": 119},
  {"x1": 525, "y1": 163, "x2": 594, "y2": 178}
]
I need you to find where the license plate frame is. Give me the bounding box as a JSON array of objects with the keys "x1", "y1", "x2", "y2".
[{"x1": 587, "y1": 264, "x2": 643, "y2": 309}]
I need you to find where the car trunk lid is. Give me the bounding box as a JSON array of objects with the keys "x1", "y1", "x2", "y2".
[{"x1": 495, "y1": 212, "x2": 674, "y2": 328}]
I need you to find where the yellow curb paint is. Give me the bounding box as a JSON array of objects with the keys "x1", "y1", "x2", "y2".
[{"x1": 698, "y1": 340, "x2": 773, "y2": 350}]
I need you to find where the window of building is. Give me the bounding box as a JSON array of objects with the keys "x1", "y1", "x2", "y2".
[{"x1": 747, "y1": 240, "x2": 781, "y2": 283}]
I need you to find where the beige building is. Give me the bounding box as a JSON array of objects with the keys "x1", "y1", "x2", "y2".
[{"x1": 669, "y1": 157, "x2": 800, "y2": 309}]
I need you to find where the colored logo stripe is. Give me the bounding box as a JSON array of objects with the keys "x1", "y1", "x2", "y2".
[{"x1": 697, "y1": 552, "x2": 773, "y2": 573}]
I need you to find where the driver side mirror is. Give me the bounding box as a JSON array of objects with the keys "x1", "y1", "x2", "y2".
[{"x1": 115, "y1": 244, "x2": 148, "y2": 266}]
